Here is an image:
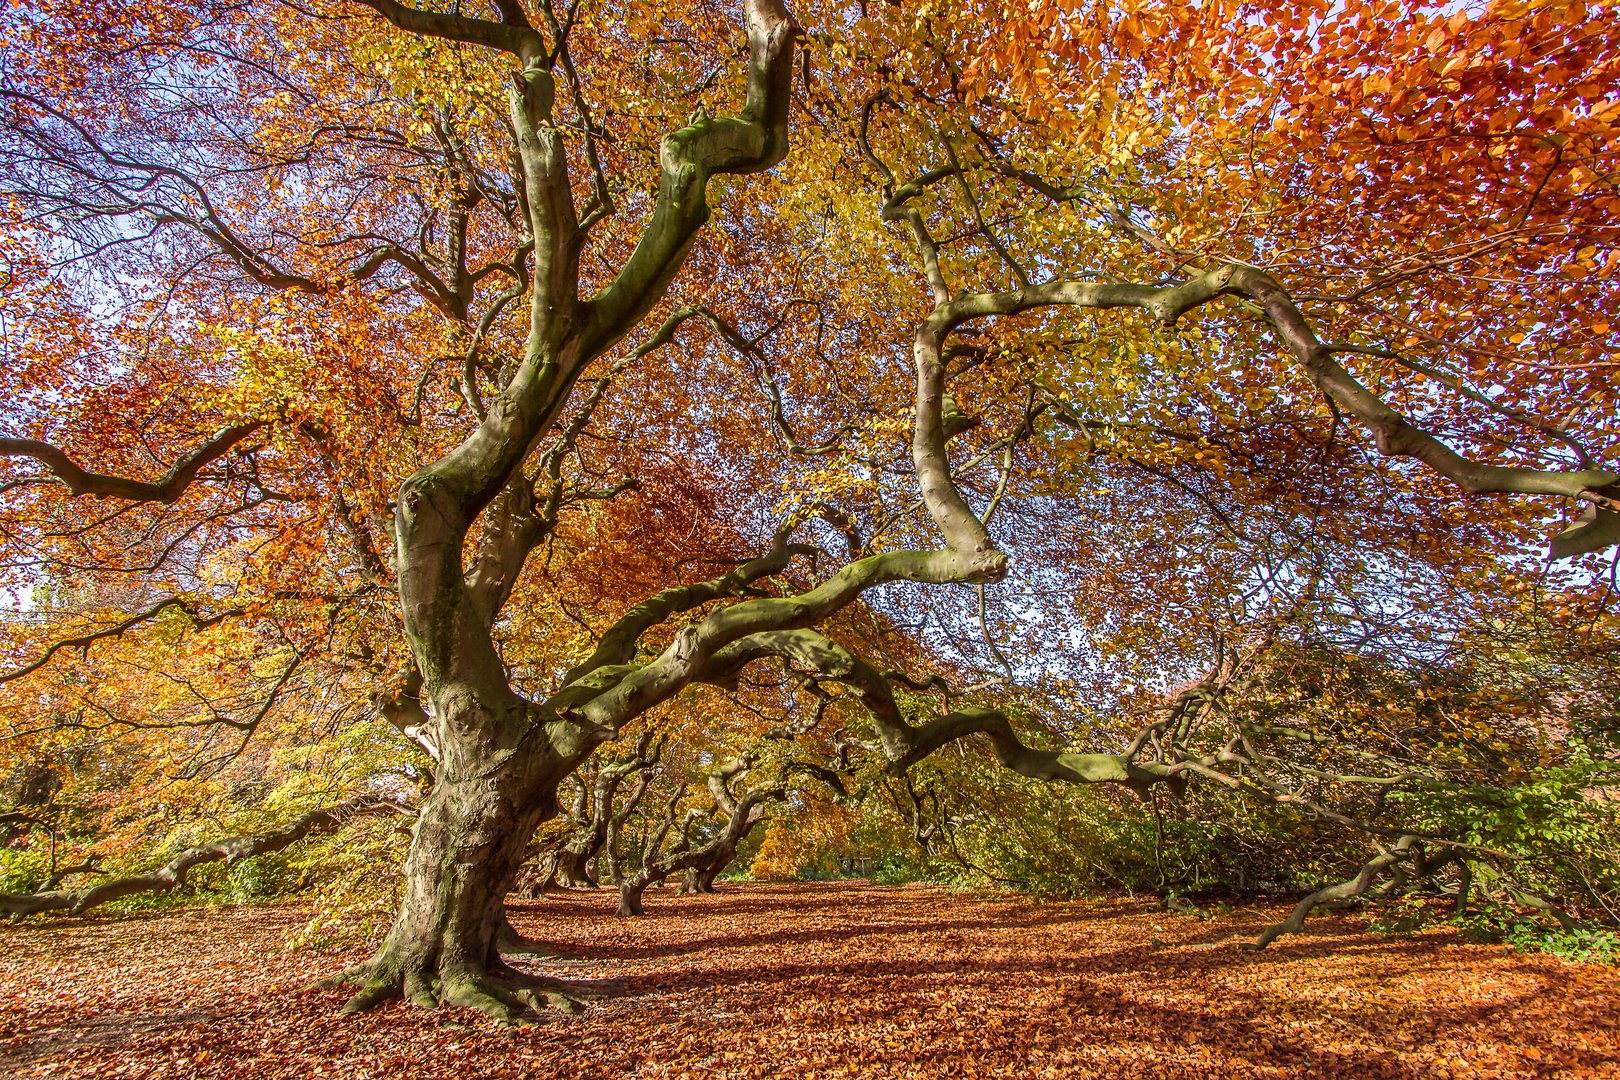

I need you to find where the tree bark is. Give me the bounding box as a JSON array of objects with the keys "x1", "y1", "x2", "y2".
[
  {"x1": 318, "y1": 0, "x2": 797, "y2": 1021},
  {"x1": 553, "y1": 847, "x2": 598, "y2": 889},
  {"x1": 337, "y1": 762, "x2": 574, "y2": 1016},
  {"x1": 617, "y1": 871, "x2": 653, "y2": 916}
]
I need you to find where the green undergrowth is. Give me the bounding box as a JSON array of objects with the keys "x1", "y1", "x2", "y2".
[{"x1": 1365, "y1": 895, "x2": 1620, "y2": 965}]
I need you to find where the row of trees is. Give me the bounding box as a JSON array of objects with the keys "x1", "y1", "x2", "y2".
[{"x1": 0, "y1": 0, "x2": 1615, "y2": 1024}]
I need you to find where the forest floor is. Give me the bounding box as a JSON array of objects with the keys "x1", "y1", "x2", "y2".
[{"x1": 1, "y1": 881, "x2": 1618, "y2": 1079}]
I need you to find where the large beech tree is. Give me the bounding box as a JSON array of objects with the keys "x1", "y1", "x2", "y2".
[{"x1": 0, "y1": 0, "x2": 1615, "y2": 1022}]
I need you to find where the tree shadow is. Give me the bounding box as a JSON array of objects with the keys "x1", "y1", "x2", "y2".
[{"x1": 504, "y1": 885, "x2": 1620, "y2": 1076}]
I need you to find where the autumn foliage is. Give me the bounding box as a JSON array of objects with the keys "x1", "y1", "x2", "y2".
[{"x1": 0, "y1": 0, "x2": 1615, "y2": 1037}]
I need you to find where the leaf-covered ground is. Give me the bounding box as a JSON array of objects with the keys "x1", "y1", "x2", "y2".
[{"x1": 2, "y1": 882, "x2": 1617, "y2": 1078}]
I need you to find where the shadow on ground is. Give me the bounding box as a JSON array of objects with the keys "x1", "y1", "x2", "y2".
[{"x1": 1, "y1": 881, "x2": 1615, "y2": 1078}]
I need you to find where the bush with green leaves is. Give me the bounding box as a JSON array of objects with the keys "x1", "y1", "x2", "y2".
[{"x1": 1388, "y1": 746, "x2": 1620, "y2": 925}]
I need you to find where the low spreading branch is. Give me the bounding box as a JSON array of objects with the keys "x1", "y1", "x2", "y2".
[{"x1": 0, "y1": 796, "x2": 413, "y2": 917}]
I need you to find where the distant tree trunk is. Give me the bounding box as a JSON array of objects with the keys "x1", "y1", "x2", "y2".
[
  {"x1": 617, "y1": 867, "x2": 655, "y2": 916},
  {"x1": 509, "y1": 848, "x2": 562, "y2": 899},
  {"x1": 618, "y1": 770, "x2": 781, "y2": 917},
  {"x1": 525, "y1": 734, "x2": 661, "y2": 892},
  {"x1": 604, "y1": 823, "x2": 625, "y2": 887},
  {"x1": 553, "y1": 846, "x2": 598, "y2": 889},
  {"x1": 605, "y1": 766, "x2": 656, "y2": 886}
]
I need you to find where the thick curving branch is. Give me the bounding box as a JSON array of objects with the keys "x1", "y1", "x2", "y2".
[
  {"x1": 869, "y1": 130, "x2": 1616, "y2": 554},
  {"x1": 581, "y1": 0, "x2": 796, "y2": 357},
  {"x1": 560, "y1": 310, "x2": 1012, "y2": 733},
  {"x1": 410, "y1": 0, "x2": 794, "y2": 522},
  {"x1": 921, "y1": 267, "x2": 1617, "y2": 555},
  {"x1": 562, "y1": 523, "x2": 816, "y2": 687},
  {"x1": 698, "y1": 628, "x2": 1171, "y2": 793},
  {"x1": 349, "y1": 0, "x2": 548, "y2": 65},
  {"x1": 558, "y1": 315, "x2": 1013, "y2": 732},
  {"x1": 372, "y1": 664, "x2": 437, "y2": 762},
  {"x1": 0, "y1": 423, "x2": 263, "y2": 504}
]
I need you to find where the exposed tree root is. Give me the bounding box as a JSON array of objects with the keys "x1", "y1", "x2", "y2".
[
  {"x1": 340, "y1": 973, "x2": 404, "y2": 1016},
  {"x1": 327, "y1": 954, "x2": 613, "y2": 1024},
  {"x1": 311, "y1": 959, "x2": 376, "y2": 992}
]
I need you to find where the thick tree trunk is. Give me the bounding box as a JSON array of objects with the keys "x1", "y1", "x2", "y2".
[
  {"x1": 617, "y1": 872, "x2": 650, "y2": 916},
  {"x1": 337, "y1": 763, "x2": 577, "y2": 1019},
  {"x1": 553, "y1": 846, "x2": 598, "y2": 889}
]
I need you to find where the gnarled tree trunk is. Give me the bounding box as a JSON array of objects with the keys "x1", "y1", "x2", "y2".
[
  {"x1": 316, "y1": 0, "x2": 796, "y2": 1021},
  {"x1": 338, "y1": 740, "x2": 577, "y2": 1014}
]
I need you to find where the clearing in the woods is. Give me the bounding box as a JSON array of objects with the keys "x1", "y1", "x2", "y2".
[{"x1": 1, "y1": 882, "x2": 1616, "y2": 1079}]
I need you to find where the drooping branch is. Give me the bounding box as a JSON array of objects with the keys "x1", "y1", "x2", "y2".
[
  {"x1": 0, "y1": 596, "x2": 244, "y2": 685},
  {"x1": 871, "y1": 125, "x2": 1618, "y2": 556},
  {"x1": 0, "y1": 795, "x2": 413, "y2": 917},
  {"x1": 0, "y1": 87, "x2": 480, "y2": 307},
  {"x1": 1242, "y1": 835, "x2": 1492, "y2": 949},
  {"x1": 927, "y1": 269, "x2": 1617, "y2": 555}
]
